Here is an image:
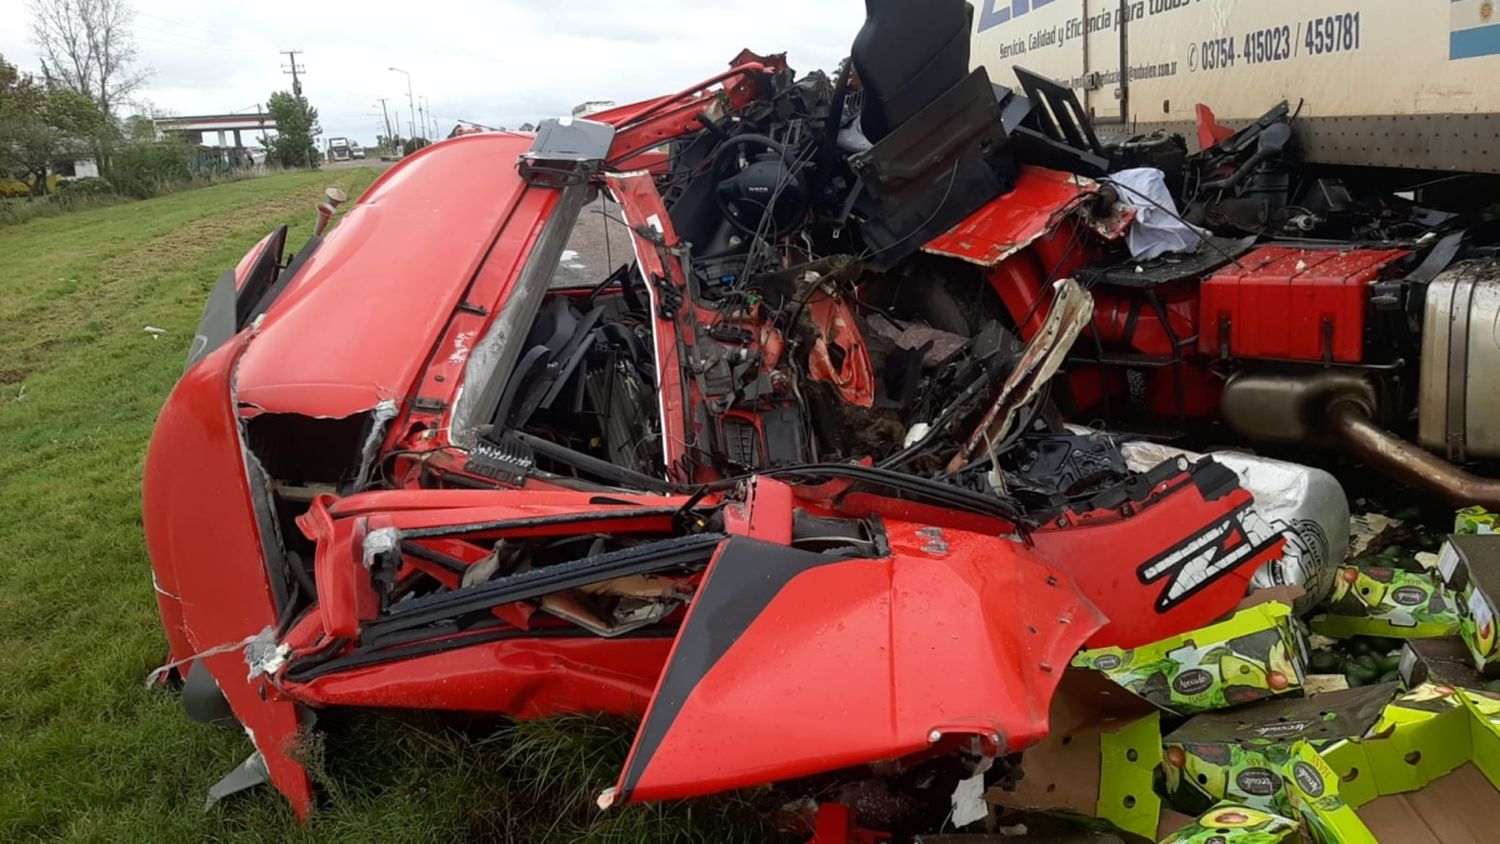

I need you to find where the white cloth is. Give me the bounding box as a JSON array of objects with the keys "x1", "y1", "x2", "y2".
[{"x1": 1107, "y1": 167, "x2": 1210, "y2": 261}]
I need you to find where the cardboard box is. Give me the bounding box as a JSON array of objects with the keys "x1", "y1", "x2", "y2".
[
  {"x1": 1160, "y1": 684, "x2": 1397, "y2": 814},
  {"x1": 988, "y1": 672, "x2": 1162, "y2": 840},
  {"x1": 1308, "y1": 565, "x2": 1458, "y2": 639},
  {"x1": 1397, "y1": 637, "x2": 1488, "y2": 691},
  {"x1": 1164, "y1": 681, "x2": 1500, "y2": 842},
  {"x1": 1436, "y1": 534, "x2": 1500, "y2": 675},
  {"x1": 1157, "y1": 804, "x2": 1299, "y2": 843},
  {"x1": 1455, "y1": 506, "x2": 1498, "y2": 535},
  {"x1": 1277, "y1": 741, "x2": 1375, "y2": 843},
  {"x1": 1319, "y1": 684, "x2": 1473, "y2": 807},
  {"x1": 1321, "y1": 686, "x2": 1500, "y2": 843},
  {"x1": 1073, "y1": 603, "x2": 1306, "y2": 716}
]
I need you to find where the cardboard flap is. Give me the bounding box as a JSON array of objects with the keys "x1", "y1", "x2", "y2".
[
  {"x1": 1074, "y1": 602, "x2": 1305, "y2": 716},
  {"x1": 989, "y1": 672, "x2": 1161, "y2": 840},
  {"x1": 1399, "y1": 637, "x2": 1487, "y2": 689},
  {"x1": 1358, "y1": 686, "x2": 1471, "y2": 796},
  {"x1": 1280, "y1": 742, "x2": 1377, "y2": 844},
  {"x1": 1166, "y1": 683, "x2": 1397, "y2": 747},
  {"x1": 1445, "y1": 535, "x2": 1500, "y2": 674}
]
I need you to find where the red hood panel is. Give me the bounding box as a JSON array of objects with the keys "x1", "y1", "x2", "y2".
[
  {"x1": 235, "y1": 134, "x2": 535, "y2": 417},
  {"x1": 613, "y1": 529, "x2": 1105, "y2": 804}
]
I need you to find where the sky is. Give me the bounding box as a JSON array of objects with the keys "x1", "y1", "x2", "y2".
[{"x1": 0, "y1": 0, "x2": 865, "y2": 145}]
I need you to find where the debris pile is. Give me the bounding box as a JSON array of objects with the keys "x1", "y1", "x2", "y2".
[
  {"x1": 139, "y1": 1, "x2": 1500, "y2": 838},
  {"x1": 807, "y1": 508, "x2": 1500, "y2": 843}
]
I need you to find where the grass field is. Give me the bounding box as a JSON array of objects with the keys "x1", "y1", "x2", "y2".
[{"x1": 0, "y1": 171, "x2": 771, "y2": 843}]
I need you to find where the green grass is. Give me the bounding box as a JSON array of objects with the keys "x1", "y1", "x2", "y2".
[{"x1": 0, "y1": 171, "x2": 774, "y2": 842}]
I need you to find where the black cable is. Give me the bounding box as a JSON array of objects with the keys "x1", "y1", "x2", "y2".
[{"x1": 855, "y1": 160, "x2": 963, "y2": 263}]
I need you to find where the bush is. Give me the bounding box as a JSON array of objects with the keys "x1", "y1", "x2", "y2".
[
  {"x1": 0, "y1": 178, "x2": 32, "y2": 198},
  {"x1": 56, "y1": 176, "x2": 114, "y2": 198},
  {"x1": 111, "y1": 140, "x2": 194, "y2": 198}
]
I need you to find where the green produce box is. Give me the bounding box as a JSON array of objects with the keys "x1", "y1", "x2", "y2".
[
  {"x1": 1309, "y1": 566, "x2": 1458, "y2": 639},
  {"x1": 1278, "y1": 741, "x2": 1376, "y2": 844},
  {"x1": 1455, "y1": 506, "x2": 1498, "y2": 535},
  {"x1": 1160, "y1": 684, "x2": 1397, "y2": 814},
  {"x1": 1320, "y1": 683, "x2": 1473, "y2": 806},
  {"x1": 1436, "y1": 534, "x2": 1500, "y2": 676},
  {"x1": 1157, "y1": 804, "x2": 1299, "y2": 843},
  {"x1": 1318, "y1": 685, "x2": 1500, "y2": 841},
  {"x1": 1074, "y1": 603, "x2": 1305, "y2": 716}
]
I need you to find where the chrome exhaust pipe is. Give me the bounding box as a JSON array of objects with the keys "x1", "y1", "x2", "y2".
[{"x1": 1330, "y1": 402, "x2": 1500, "y2": 508}]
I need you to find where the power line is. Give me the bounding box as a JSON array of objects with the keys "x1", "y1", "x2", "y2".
[
  {"x1": 134, "y1": 23, "x2": 242, "y2": 47},
  {"x1": 134, "y1": 36, "x2": 263, "y2": 56},
  {"x1": 135, "y1": 11, "x2": 241, "y2": 41}
]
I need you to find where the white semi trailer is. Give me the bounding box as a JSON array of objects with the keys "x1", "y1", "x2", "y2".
[{"x1": 971, "y1": 0, "x2": 1500, "y2": 173}]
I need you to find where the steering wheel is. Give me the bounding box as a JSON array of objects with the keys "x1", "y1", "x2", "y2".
[{"x1": 712, "y1": 133, "x2": 809, "y2": 238}]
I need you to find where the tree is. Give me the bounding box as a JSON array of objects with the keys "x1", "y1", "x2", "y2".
[
  {"x1": 120, "y1": 113, "x2": 155, "y2": 143},
  {"x1": 263, "y1": 90, "x2": 320, "y2": 169},
  {"x1": 27, "y1": 0, "x2": 148, "y2": 120},
  {"x1": 0, "y1": 54, "x2": 104, "y2": 194},
  {"x1": 28, "y1": 0, "x2": 149, "y2": 177}
]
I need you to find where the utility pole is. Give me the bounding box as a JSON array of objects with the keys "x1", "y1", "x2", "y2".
[
  {"x1": 389, "y1": 67, "x2": 416, "y2": 148},
  {"x1": 421, "y1": 95, "x2": 435, "y2": 139},
  {"x1": 280, "y1": 49, "x2": 306, "y2": 97},
  {"x1": 376, "y1": 97, "x2": 394, "y2": 155},
  {"x1": 281, "y1": 49, "x2": 314, "y2": 166},
  {"x1": 417, "y1": 100, "x2": 428, "y2": 142}
]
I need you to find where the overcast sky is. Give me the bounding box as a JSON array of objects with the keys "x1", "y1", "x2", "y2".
[{"x1": 0, "y1": 0, "x2": 865, "y2": 144}]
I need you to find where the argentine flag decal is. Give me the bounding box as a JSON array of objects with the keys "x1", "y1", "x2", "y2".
[{"x1": 1452, "y1": 0, "x2": 1500, "y2": 59}]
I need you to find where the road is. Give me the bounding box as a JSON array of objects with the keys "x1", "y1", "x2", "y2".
[{"x1": 555, "y1": 196, "x2": 629, "y2": 288}]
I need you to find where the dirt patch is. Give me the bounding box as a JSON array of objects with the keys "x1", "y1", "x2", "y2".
[{"x1": 0, "y1": 369, "x2": 28, "y2": 385}]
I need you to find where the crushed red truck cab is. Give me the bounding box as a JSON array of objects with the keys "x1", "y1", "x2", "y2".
[{"x1": 144, "y1": 0, "x2": 1500, "y2": 832}]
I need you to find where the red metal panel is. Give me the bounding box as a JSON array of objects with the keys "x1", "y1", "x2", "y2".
[
  {"x1": 142, "y1": 335, "x2": 314, "y2": 819},
  {"x1": 605, "y1": 171, "x2": 694, "y2": 480},
  {"x1": 614, "y1": 525, "x2": 1105, "y2": 803},
  {"x1": 281, "y1": 637, "x2": 672, "y2": 717},
  {"x1": 234, "y1": 133, "x2": 535, "y2": 418},
  {"x1": 924, "y1": 167, "x2": 1097, "y2": 267},
  {"x1": 1198, "y1": 246, "x2": 1409, "y2": 363},
  {"x1": 1030, "y1": 467, "x2": 1284, "y2": 650}
]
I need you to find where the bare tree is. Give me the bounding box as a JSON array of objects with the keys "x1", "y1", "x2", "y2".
[{"x1": 27, "y1": 0, "x2": 149, "y2": 121}]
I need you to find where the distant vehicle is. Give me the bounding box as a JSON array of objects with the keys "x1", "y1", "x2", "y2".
[
  {"x1": 326, "y1": 137, "x2": 353, "y2": 163},
  {"x1": 350, "y1": 145, "x2": 366, "y2": 160}
]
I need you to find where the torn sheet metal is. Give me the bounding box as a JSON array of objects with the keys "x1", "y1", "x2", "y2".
[
  {"x1": 947, "y1": 279, "x2": 1094, "y2": 474},
  {"x1": 1121, "y1": 442, "x2": 1349, "y2": 614},
  {"x1": 923, "y1": 167, "x2": 1097, "y2": 267},
  {"x1": 350, "y1": 400, "x2": 400, "y2": 491},
  {"x1": 610, "y1": 530, "x2": 1105, "y2": 805},
  {"x1": 205, "y1": 751, "x2": 270, "y2": 811}
]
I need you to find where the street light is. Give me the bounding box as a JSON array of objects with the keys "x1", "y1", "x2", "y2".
[
  {"x1": 389, "y1": 67, "x2": 416, "y2": 148},
  {"x1": 420, "y1": 95, "x2": 434, "y2": 139}
]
